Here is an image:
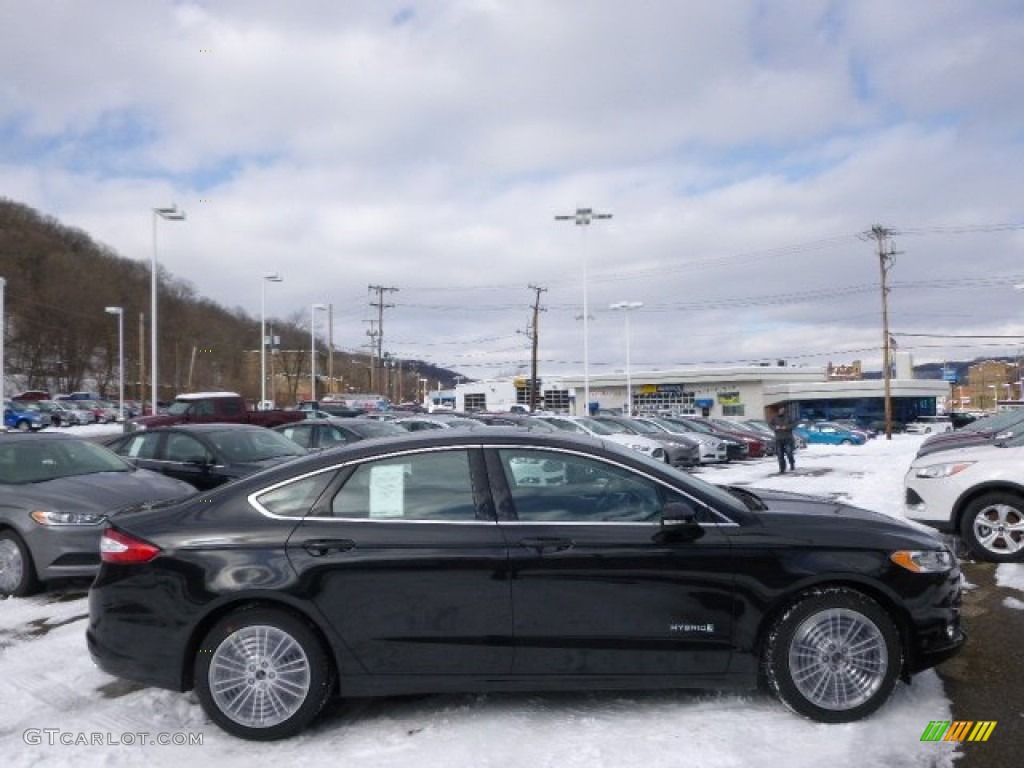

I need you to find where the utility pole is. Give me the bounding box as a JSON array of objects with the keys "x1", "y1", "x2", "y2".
[
  {"x1": 527, "y1": 284, "x2": 547, "y2": 412},
  {"x1": 862, "y1": 225, "x2": 899, "y2": 440},
  {"x1": 368, "y1": 285, "x2": 398, "y2": 396}
]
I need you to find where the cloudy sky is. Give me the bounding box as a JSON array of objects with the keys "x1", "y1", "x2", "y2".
[{"x1": 3, "y1": 0, "x2": 1023, "y2": 381}]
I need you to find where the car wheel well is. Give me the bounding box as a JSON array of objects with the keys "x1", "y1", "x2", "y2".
[
  {"x1": 181, "y1": 599, "x2": 337, "y2": 694},
  {"x1": 755, "y1": 582, "x2": 911, "y2": 682}
]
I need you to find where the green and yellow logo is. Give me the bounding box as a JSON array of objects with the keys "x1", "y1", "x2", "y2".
[{"x1": 921, "y1": 721, "x2": 997, "y2": 742}]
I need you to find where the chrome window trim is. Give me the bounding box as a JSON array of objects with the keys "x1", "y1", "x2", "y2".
[{"x1": 246, "y1": 442, "x2": 738, "y2": 526}]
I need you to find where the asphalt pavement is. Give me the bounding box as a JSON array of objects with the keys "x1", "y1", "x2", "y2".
[{"x1": 936, "y1": 560, "x2": 1024, "y2": 767}]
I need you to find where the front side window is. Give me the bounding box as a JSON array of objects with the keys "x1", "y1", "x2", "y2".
[
  {"x1": 330, "y1": 449, "x2": 478, "y2": 521},
  {"x1": 498, "y1": 449, "x2": 670, "y2": 523}
]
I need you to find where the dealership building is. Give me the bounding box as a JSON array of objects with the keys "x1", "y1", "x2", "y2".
[{"x1": 448, "y1": 357, "x2": 950, "y2": 424}]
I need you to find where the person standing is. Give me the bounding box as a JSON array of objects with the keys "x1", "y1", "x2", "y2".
[{"x1": 770, "y1": 406, "x2": 796, "y2": 474}]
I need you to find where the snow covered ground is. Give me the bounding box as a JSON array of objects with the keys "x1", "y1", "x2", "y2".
[{"x1": 3, "y1": 431, "x2": 1021, "y2": 767}]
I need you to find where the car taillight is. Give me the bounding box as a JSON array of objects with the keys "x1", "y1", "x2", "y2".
[{"x1": 100, "y1": 528, "x2": 161, "y2": 564}]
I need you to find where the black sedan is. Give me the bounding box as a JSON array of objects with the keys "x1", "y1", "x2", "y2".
[
  {"x1": 104, "y1": 423, "x2": 308, "y2": 491},
  {"x1": 0, "y1": 433, "x2": 194, "y2": 597},
  {"x1": 87, "y1": 429, "x2": 965, "y2": 740},
  {"x1": 273, "y1": 417, "x2": 406, "y2": 451}
]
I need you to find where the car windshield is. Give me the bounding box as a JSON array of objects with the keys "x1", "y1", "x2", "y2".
[
  {"x1": 593, "y1": 419, "x2": 634, "y2": 435},
  {"x1": 617, "y1": 419, "x2": 660, "y2": 435},
  {"x1": 0, "y1": 439, "x2": 132, "y2": 485},
  {"x1": 166, "y1": 400, "x2": 194, "y2": 415},
  {"x1": 348, "y1": 421, "x2": 406, "y2": 437},
  {"x1": 573, "y1": 417, "x2": 617, "y2": 436},
  {"x1": 208, "y1": 430, "x2": 308, "y2": 462},
  {"x1": 961, "y1": 410, "x2": 1024, "y2": 433}
]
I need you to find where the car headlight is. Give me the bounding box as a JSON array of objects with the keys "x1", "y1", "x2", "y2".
[
  {"x1": 914, "y1": 461, "x2": 975, "y2": 479},
  {"x1": 890, "y1": 549, "x2": 955, "y2": 573},
  {"x1": 30, "y1": 510, "x2": 108, "y2": 526}
]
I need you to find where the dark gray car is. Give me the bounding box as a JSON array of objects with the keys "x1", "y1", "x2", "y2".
[{"x1": 0, "y1": 433, "x2": 195, "y2": 597}]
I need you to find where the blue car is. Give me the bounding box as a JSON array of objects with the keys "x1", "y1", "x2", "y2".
[
  {"x1": 795, "y1": 422, "x2": 866, "y2": 446},
  {"x1": 4, "y1": 401, "x2": 48, "y2": 432}
]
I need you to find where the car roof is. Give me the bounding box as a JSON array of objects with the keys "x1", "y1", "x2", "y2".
[
  {"x1": 122, "y1": 423, "x2": 268, "y2": 434},
  {"x1": 0, "y1": 432, "x2": 78, "y2": 442}
]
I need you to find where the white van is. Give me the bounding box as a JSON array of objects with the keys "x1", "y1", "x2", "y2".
[{"x1": 905, "y1": 416, "x2": 954, "y2": 434}]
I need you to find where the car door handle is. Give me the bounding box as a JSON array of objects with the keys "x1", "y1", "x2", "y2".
[
  {"x1": 518, "y1": 537, "x2": 575, "y2": 554},
  {"x1": 301, "y1": 538, "x2": 356, "y2": 556}
]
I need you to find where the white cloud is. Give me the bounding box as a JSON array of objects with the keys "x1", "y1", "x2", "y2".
[{"x1": 2, "y1": 0, "x2": 1023, "y2": 379}]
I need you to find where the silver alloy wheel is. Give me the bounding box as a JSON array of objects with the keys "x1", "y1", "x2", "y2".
[
  {"x1": 972, "y1": 503, "x2": 1024, "y2": 556},
  {"x1": 788, "y1": 607, "x2": 888, "y2": 711},
  {"x1": 0, "y1": 538, "x2": 25, "y2": 595},
  {"x1": 209, "y1": 624, "x2": 312, "y2": 729}
]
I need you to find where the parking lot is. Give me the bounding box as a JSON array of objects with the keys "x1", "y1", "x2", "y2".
[{"x1": 2, "y1": 432, "x2": 1019, "y2": 766}]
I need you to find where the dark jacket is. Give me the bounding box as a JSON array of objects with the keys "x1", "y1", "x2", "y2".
[{"x1": 770, "y1": 412, "x2": 795, "y2": 442}]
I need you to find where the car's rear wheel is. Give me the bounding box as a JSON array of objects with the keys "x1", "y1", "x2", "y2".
[
  {"x1": 15, "y1": 419, "x2": 31, "y2": 432},
  {"x1": 960, "y1": 492, "x2": 1024, "y2": 562},
  {"x1": 763, "y1": 589, "x2": 900, "y2": 722},
  {"x1": 0, "y1": 531, "x2": 42, "y2": 597},
  {"x1": 194, "y1": 608, "x2": 334, "y2": 740}
]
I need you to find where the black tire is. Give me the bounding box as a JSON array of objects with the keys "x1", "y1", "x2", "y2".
[
  {"x1": 15, "y1": 419, "x2": 31, "y2": 432},
  {"x1": 194, "y1": 607, "x2": 335, "y2": 740},
  {"x1": 960, "y1": 492, "x2": 1024, "y2": 562},
  {"x1": 762, "y1": 588, "x2": 901, "y2": 723},
  {"x1": 0, "y1": 530, "x2": 42, "y2": 598}
]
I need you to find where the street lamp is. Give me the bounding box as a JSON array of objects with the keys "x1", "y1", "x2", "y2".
[
  {"x1": 105, "y1": 307, "x2": 124, "y2": 421},
  {"x1": 151, "y1": 205, "x2": 185, "y2": 414},
  {"x1": 610, "y1": 301, "x2": 642, "y2": 415},
  {"x1": 555, "y1": 207, "x2": 613, "y2": 416},
  {"x1": 310, "y1": 303, "x2": 327, "y2": 401},
  {"x1": 260, "y1": 272, "x2": 283, "y2": 409},
  {"x1": 149, "y1": 201, "x2": 186, "y2": 411}
]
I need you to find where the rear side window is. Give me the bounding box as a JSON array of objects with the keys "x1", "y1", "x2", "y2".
[{"x1": 330, "y1": 450, "x2": 478, "y2": 521}]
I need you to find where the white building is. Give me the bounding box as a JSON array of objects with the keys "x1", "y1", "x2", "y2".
[{"x1": 453, "y1": 363, "x2": 950, "y2": 424}]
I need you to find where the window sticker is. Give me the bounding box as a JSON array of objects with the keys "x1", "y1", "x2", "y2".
[{"x1": 369, "y1": 464, "x2": 406, "y2": 518}]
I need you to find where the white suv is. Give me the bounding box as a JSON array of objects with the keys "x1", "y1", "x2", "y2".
[
  {"x1": 905, "y1": 416, "x2": 954, "y2": 435},
  {"x1": 904, "y1": 436, "x2": 1024, "y2": 561}
]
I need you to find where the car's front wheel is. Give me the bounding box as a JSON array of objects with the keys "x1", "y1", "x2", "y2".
[
  {"x1": 0, "y1": 531, "x2": 42, "y2": 597},
  {"x1": 960, "y1": 492, "x2": 1024, "y2": 562},
  {"x1": 763, "y1": 588, "x2": 901, "y2": 722},
  {"x1": 194, "y1": 608, "x2": 334, "y2": 740}
]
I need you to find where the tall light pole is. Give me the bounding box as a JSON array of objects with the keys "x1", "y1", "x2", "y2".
[
  {"x1": 260, "y1": 272, "x2": 283, "y2": 409},
  {"x1": 105, "y1": 307, "x2": 125, "y2": 421},
  {"x1": 310, "y1": 303, "x2": 327, "y2": 401},
  {"x1": 555, "y1": 207, "x2": 612, "y2": 416},
  {"x1": 610, "y1": 301, "x2": 642, "y2": 415},
  {"x1": 151, "y1": 205, "x2": 185, "y2": 414}
]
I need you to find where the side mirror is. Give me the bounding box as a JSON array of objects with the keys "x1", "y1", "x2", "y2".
[{"x1": 658, "y1": 499, "x2": 705, "y2": 543}]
